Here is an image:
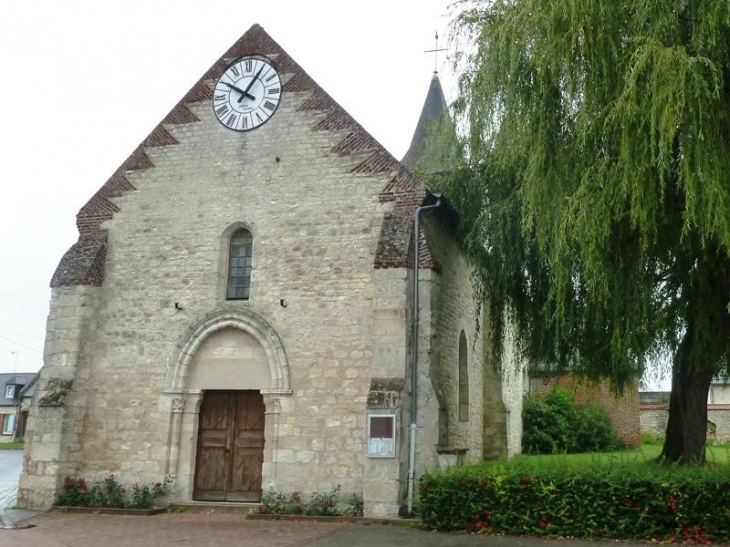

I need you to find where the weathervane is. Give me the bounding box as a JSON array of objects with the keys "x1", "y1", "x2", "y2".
[{"x1": 424, "y1": 31, "x2": 447, "y2": 74}]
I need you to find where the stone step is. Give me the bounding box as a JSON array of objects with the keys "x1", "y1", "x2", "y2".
[{"x1": 170, "y1": 501, "x2": 261, "y2": 516}]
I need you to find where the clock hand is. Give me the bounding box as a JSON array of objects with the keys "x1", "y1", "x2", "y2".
[
  {"x1": 237, "y1": 65, "x2": 266, "y2": 103},
  {"x1": 221, "y1": 81, "x2": 255, "y2": 101}
]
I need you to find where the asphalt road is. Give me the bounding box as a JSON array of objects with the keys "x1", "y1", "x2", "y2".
[{"x1": 0, "y1": 449, "x2": 22, "y2": 508}]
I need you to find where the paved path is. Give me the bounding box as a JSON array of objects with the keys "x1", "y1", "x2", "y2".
[
  {"x1": 0, "y1": 450, "x2": 23, "y2": 508},
  {"x1": 0, "y1": 513, "x2": 655, "y2": 547}
]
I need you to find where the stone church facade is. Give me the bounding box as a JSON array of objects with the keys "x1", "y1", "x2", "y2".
[{"x1": 18, "y1": 25, "x2": 518, "y2": 517}]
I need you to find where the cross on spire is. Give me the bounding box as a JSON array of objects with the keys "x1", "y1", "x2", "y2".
[{"x1": 424, "y1": 31, "x2": 447, "y2": 74}]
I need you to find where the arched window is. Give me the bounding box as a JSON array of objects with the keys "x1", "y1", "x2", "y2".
[
  {"x1": 226, "y1": 229, "x2": 253, "y2": 300},
  {"x1": 458, "y1": 330, "x2": 469, "y2": 422}
]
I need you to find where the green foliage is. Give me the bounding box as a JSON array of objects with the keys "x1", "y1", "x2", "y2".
[
  {"x1": 641, "y1": 432, "x2": 666, "y2": 446},
  {"x1": 341, "y1": 493, "x2": 364, "y2": 517},
  {"x1": 522, "y1": 387, "x2": 622, "y2": 454},
  {"x1": 448, "y1": 0, "x2": 730, "y2": 462},
  {"x1": 576, "y1": 403, "x2": 623, "y2": 453},
  {"x1": 57, "y1": 475, "x2": 171, "y2": 509},
  {"x1": 91, "y1": 474, "x2": 126, "y2": 508},
  {"x1": 260, "y1": 490, "x2": 305, "y2": 515},
  {"x1": 58, "y1": 477, "x2": 90, "y2": 507},
  {"x1": 420, "y1": 462, "x2": 730, "y2": 541},
  {"x1": 0, "y1": 441, "x2": 24, "y2": 450},
  {"x1": 130, "y1": 479, "x2": 172, "y2": 509},
  {"x1": 259, "y1": 485, "x2": 361, "y2": 517},
  {"x1": 305, "y1": 486, "x2": 341, "y2": 516},
  {"x1": 521, "y1": 395, "x2": 571, "y2": 454}
]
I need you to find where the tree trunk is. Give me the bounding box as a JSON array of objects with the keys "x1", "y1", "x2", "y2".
[{"x1": 660, "y1": 329, "x2": 714, "y2": 465}]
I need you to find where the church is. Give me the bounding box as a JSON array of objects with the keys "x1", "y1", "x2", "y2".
[{"x1": 18, "y1": 25, "x2": 523, "y2": 517}]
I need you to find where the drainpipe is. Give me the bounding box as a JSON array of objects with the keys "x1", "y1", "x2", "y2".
[{"x1": 407, "y1": 196, "x2": 441, "y2": 515}]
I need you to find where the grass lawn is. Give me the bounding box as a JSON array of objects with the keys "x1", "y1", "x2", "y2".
[
  {"x1": 474, "y1": 443, "x2": 730, "y2": 476},
  {"x1": 0, "y1": 441, "x2": 24, "y2": 450}
]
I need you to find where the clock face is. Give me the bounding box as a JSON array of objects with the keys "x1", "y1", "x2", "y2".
[{"x1": 213, "y1": 57, "x2": 282, "y2": 131}]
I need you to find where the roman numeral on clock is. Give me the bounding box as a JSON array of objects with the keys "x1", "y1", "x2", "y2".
[
  {"x1": 245, "y1": 59, "x2": 253, "y2": 73},
  {"x1": 230, "y1": 65, "x2": 240, "y2": 77},
  {"x1": 215, "y1": 94, "x2": 226, "y2": 102},
  {"x1": 255, "y1": 112, "x2": 263, "y2": 123},
  {"x1": 265, "y1": 74, "x2": 277, "y2": 83},
  {"x1": 216, "y1": 104, "x2": 230, "y2": 116},
  {"x1": 226, "y1": 113, "x2": 237, "y2": 127},
  {"x1": 267, "y1": 88, "x2": 280, "y2": 95},
  {"x1": 263, "y1": 100, "x2": 276, "y2": 111}
]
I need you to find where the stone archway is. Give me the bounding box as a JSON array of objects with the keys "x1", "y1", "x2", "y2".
[
  {"x1": 163, "y1": 308, "x2": 291, "y2": 501},
  {"x1": 165, "y1": 308, "x2": 291, "y2": 395}
]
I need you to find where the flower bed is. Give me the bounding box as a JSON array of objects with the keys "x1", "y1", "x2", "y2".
[
  {"x1": 57, "y1": 474, "x2": 172, "y2": 511},
  {"x1": 259, "y1": 485, "x2": 363, "y2": 517}
]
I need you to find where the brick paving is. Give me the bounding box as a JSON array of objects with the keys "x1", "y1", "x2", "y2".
[
  {"x1": 1, "y1": 512, "x2": 347, "y2": 547},
  {"x1": 1, "y1": 512, "x2": 656, "y2": 547}
]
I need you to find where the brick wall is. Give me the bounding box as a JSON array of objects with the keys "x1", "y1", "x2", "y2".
[{"x1": 530, "y1": 375, "x2": 641, "y2": 448}]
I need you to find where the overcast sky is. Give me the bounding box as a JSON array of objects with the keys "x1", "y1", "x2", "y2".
[{"x1": 0, "y1": 0, "x2": 460, "y2": 374}]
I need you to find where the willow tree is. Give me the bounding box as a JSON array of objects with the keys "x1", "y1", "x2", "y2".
[{"x1": 450, "y1": 0, "x2": 730, "y2": 464}]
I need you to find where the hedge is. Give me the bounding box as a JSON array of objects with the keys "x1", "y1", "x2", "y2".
[{"x1": 419, "y1": 464, "x2": 730, "y2": 542}]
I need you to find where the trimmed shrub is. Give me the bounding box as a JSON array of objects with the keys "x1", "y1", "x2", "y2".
[
  {"x1": 522, "y1": 387, "x2": 622, "y2": 454},
  {"x1": 420, "y1": 463, "x2": 730, "y2": 541}
]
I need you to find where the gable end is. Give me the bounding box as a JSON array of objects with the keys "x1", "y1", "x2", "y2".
[{"x1": 53, "y1": 24, "x2": 434, "y2": 286}]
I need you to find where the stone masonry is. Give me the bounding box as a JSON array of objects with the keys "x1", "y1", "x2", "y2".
[{"x1": 19, "y1": 25, "x2": 514, "y2": 517}]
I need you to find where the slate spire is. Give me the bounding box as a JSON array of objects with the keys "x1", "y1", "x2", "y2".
[{"x1": 401, "y1": 74, "x2": 458, "y2": 174}]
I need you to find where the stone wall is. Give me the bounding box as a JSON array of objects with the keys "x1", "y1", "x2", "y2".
[
  {"x1": 499, "y1": 317, "x2": 527, "y2": 457},
  {"x1": 363, "y1": 268, "x2": 409, "y2": 517},
  {"x1": 19, "y1": 285, "x2": 101, "y2": 507},
  {"x1": 22, "y1": 82, "x2": 396, "y2": 507},
  {"x1": 640, "y1": 390, "x2": 730, "y2": 443},
  {"x1": 423, "y1": 215, "x2": 486, "y2": 463}
]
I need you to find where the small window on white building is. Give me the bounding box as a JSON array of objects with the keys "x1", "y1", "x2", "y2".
[
  {"x1": 4, "y1": 385, "x2": 14, "y2": 399},
  {"x1": 367, "y1": 414, "x2": 396, "y2": 458},
  {"x1": 2, "y1": 414, "x2": 15, "y2": 435}
]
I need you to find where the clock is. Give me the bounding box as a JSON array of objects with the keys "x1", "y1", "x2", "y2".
[{"x1": 213, "y1": 56, "x2": 282, "y2": 131}]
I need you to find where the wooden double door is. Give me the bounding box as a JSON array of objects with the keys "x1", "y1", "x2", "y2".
[{"x1": 193, "y1": 390, "x2": 265, "y2": 502}]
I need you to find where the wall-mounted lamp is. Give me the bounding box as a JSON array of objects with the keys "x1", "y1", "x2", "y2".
[
  {"x1": 174, "y1": 302, "x2": 183, "y2": 311},
  {"x1": 279, "y1": 299, "x2": 287, "y2": 308}
]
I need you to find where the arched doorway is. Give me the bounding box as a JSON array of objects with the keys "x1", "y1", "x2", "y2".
[{"x1": 164, "y1": 309, "x2": 291, "y2": 502}]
